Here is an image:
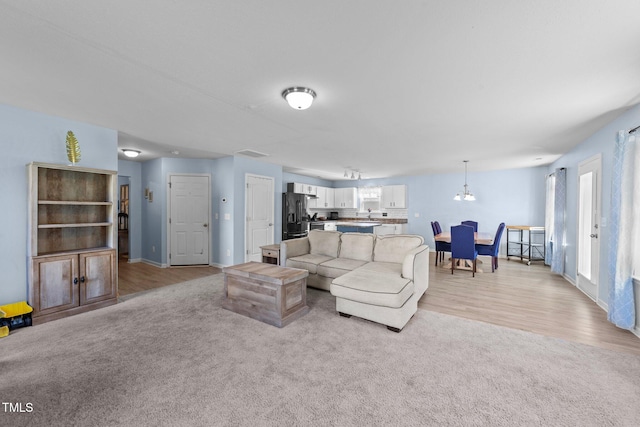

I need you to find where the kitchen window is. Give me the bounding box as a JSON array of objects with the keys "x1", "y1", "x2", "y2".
[{"x1": 358, "y1": 186, "x2": 381, "y2": 212}]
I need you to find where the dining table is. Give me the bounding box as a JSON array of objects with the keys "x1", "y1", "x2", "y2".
[
  {"x1": 434, "y1": 231, "x2": 494, "y2": 272},
  {"x1": 434, "y1": 231, "x2": 494, "y2": 245}
]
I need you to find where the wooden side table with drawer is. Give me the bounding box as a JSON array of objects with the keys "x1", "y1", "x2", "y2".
[{"x1": 260, "y1": 244, "x2": 281, "y2": 265}]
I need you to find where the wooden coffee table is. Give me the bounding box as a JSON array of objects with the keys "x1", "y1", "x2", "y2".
[{"x1": 222, "y1": 262, "x2": 309, "y2": 327}]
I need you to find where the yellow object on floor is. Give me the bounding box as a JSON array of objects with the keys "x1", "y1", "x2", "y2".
[
  {"x1": 0, "y1": 301, "x2": 33, "y2": 317},
  {"x1": 0, "y1": 301, "x2": 33, "y2": 338}
]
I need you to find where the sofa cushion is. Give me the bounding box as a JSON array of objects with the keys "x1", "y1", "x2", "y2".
[
  {"x1": 308, "y1": 230, "x2": 341, "y2": 258},
  {"x1": 357, "y1": 261, "x2": 402, "y2": 275},
  {"x1": 373, "y1": 235, "x2": 424, "y2": 264},
  {"x1": 287, "y1": 253, "x2": 334, "y2": 274},
  {"x1": 317, "y1": 258, "x2": 368, "y2": 279},
  {"x1": 330, "y1": 269, "x2": 414, "y2": 308},
  {"x1": 338, "y1": 233, "x2": 375, "y2": 262}
]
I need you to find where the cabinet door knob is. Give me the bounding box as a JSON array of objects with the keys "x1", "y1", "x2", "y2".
[
  {"x1": 80, "y1": 276, "x2": 86, "y2": 283},
  {"x1": 74, "y1": 277, "x2": 78, "y2": 284}
]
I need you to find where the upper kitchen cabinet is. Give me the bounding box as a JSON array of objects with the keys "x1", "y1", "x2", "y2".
[
  {"x1": 381, "y1": 185, "x2": 407, "y2": 208},
  {"x1": 287, "y1": 182, "x2": 317, "y2": 196},
  {"x1": 309, "y1": 186, "x2": 335, "y2": 209},
  {"x1": 334, "y1": 187, "x2": 357, "y2": 209}
]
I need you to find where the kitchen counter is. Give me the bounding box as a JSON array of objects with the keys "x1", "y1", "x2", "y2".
[
  {"x1": 312, "y1": 218, "x2": 407, "y2": 224},
  {"x1": 336, "y1": 221, "x2": 381, "y2": 227}
]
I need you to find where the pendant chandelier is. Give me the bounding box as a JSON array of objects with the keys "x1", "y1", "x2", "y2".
[{"x1": 454, "y1": 160, "x2": 476, "y2": 201}]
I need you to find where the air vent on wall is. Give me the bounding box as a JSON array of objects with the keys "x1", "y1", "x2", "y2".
[{"x1": 235, "y1": 149, "x2": 269, "y2": 158}]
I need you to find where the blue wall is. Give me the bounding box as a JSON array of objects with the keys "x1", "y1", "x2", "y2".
[
  {"x1": 286, "y1": 167, "x2": 546, "y2": 253},
  {"x1": 0, "y1": 103, "x2": 117, "y2": 304},
  {"x1": 5, "y1": 98, "x2": 638, "y2": 313},
  {"x1": 123, "y1": 155, "x2": 285, "y2": 267},
  {"x1": 548, "y1": 103, "x2": 640, "y2": 307}
]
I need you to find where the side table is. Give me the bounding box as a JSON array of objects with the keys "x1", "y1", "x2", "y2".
[{"x1": 260, "y1": 244, "x2": 281, "y2": 265}]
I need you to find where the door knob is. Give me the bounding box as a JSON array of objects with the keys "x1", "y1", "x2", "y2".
[
  {"x1": 203, "y1": 223, "x2": 208, "y2": 227},
  {"x1": 590, "y1": 233, "x2": 598, "y2": 238}
]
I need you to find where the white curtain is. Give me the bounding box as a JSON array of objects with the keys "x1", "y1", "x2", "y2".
[
  {"x1": 545, "y1": 168, "x2": 566, "y2": 274},
  {"x1": 608, "y1": 131, "x2": 638, "y2": 329},
  {"x1": 544, "y1": 174, "x2": 555, "y2": 265}
]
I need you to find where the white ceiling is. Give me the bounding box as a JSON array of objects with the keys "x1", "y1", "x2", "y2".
[{"x1": 2, "y1": 1, "x2": 640, "y2": 180}]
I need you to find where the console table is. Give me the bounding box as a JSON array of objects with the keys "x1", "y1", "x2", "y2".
[{"x1": 506, "y1": 226, "x2": 545, "y2": 265}]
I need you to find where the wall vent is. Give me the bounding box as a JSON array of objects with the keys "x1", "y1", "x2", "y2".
[{"x1": 235, "y1": 149, "x2": 269, "y2": 158}]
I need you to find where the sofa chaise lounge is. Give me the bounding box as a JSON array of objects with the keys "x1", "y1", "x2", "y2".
[{"x1": 280, "y1": 230, "x2": 429, "y2": 331}]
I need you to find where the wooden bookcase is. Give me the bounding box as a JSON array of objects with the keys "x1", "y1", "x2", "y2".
[{"x1": 27, "y1": 162, "x2": 118, "y2": 324}]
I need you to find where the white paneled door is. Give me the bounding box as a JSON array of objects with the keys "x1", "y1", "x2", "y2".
[
  {"x1": 577, "y1": 155, "x2": 601, "y2": 301},
  {"x1": 169, "y1": 175, "x2": 210, "y2": 265},
  {"x1": 245, "y1": 174, "x2": 274, "y2": 262}
]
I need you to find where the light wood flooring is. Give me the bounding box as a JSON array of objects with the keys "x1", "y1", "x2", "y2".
[
  {"x1": 118, "y1": 259, "x2": 221, "y2": 296},
  {"x1": 421, "y1": 254, "x2": 640, "y2": 355},
  {"x1": 117, "y1": 255, "x2": 640, "y2": 356}
]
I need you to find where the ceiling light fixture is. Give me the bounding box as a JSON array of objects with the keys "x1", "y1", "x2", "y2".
[
  {"x1": 122, "y1": 149, "x2": 141, "y2": 158},
  {"x1": 343, "y1": 169, "x2": 362, "y2": 180},
  {"x1": 454, "y1": 160, "x2": 476, "y2": 201},
  {"x1": 282, "y1": 87, "x2": 316, "y2": 110}
]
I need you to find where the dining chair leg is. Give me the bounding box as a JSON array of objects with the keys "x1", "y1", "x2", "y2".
[
  {"x1": 451, "y1": 257, "x2": 455, "y2": 274},
  {"x1": 472, "y1": 259, "x2": 476, "y2": 277}
]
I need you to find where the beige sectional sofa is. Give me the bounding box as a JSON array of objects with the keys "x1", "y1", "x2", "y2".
[{"x1": 280, "y1": 230, "x2": 429, "y2": 331}]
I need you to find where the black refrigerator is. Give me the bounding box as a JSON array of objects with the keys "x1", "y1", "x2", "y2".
[{"x1": 282, "y1": 193, "x2": 310, "y2": 240}]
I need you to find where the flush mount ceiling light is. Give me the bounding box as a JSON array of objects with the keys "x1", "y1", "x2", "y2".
[
  {"x1": 282, "y1": 87, "x2": 316, "y2": 110},
  {"x1": 454, "y1": 160, "x2": 476, "y2": 201},
  {"x1": 122, "y1": 149, "x2": 141, "y2": 158}
]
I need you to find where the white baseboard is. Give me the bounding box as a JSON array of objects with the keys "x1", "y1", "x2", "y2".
[
  {"x1": 141, "y1": 259, "x2": 167, "y2": 268},
  {"x1": 211, "y1": 262, "x2": 228, "y2": 269}
]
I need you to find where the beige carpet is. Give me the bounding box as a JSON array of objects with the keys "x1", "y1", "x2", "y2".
[{"x1": 2, "y1": 274, "x2": 640, "y2": 426}]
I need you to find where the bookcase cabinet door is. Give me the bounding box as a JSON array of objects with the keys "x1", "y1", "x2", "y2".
[
  {"x1": 80, "y1": 249, "x2": 117, "y2": 305},
  {"x1": 31, "y1": 254, "x2": 79, "y2": 316}
]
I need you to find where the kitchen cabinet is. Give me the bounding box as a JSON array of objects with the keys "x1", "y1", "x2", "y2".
[
  {"x1": 27, "y1": 162, "x2": 118, "y2": 324},
  {"x1": 381, "y1": 185, "x2": 406, "y2": 208},
  {"x1": 287, "y1": 182, "x2": 316, "y2": 196},
  {"x1": 334, "y1": 187, "x2": 357, "y2": 208},
  {"x1": 374, "y1": 224, "x2": 407, "y2": 235},
  {"x1": 309, "y1": 186, "x2": 334, "y2": 209}
]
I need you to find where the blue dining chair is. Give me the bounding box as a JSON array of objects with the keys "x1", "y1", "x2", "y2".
[
  {"x1": 461, "y1": 220, "x2": 478, "y2": 232},
  {"x1": 431, "y1": 221, "x2": 451, "y2": 266},
  {"x1": 451, "y1": 225, "x2": 478, "y2": 277},
  {"x1": 476, "y1": 222, "x2": 506, "y2": 272}
]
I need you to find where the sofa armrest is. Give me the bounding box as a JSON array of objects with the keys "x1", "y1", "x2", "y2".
[
  {"x1": 402, "y1": 245, "x2": 430, "y2": 294},
  {"x1": 280, "y1": 237, "x2": 310, "y2": 266}
]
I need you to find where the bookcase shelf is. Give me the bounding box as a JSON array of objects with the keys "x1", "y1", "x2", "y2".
[{"x1": 27, "y1": 162, "x2": 118, "y2": 324}]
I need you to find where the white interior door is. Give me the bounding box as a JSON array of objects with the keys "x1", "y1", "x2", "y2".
[
  {"x1": 577, "y1": 155, "x2": 601, "y2": 300},
  {"x1": 245, "y1": 174, "x2": 274, "y2": 262},
  {"x1": 169, "y1": 175, "x2": 210, "y2": 265}
]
